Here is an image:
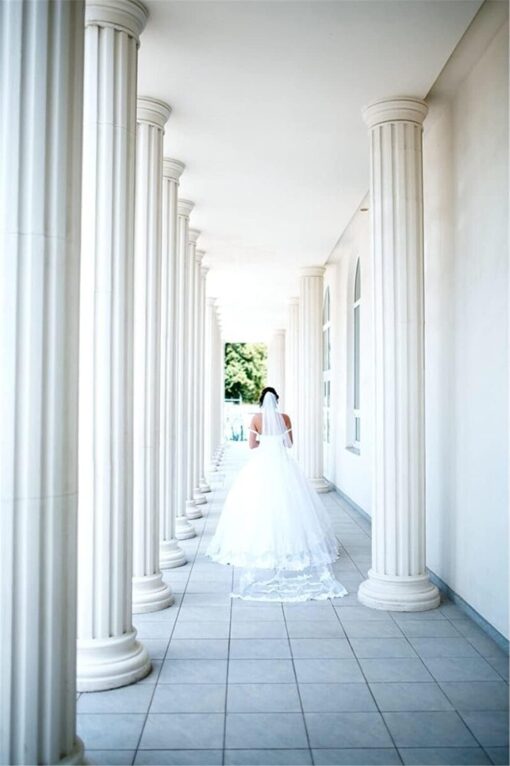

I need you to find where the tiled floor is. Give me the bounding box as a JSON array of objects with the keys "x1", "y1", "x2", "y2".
[{"x1": 79, "y1": 444, "x2": 509, "y2": 766}]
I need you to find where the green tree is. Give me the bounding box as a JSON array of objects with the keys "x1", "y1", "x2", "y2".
[{"x1": 224, "y1": 343, "x2": 267, "y2": 403}]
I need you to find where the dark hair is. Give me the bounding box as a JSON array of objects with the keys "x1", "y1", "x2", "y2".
[{"x1": 259, "y1": 386, "x2": 279, "y2": 407}]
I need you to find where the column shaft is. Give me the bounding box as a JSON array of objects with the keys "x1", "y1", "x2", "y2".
[
  {"x1": 358, "y1": 97, "x2": 440, "y2": 611},
  {"x1": 204, "y1": 298, "x2": 217, "y2": 471},
  {"x1": 185, "y1": 231, "x2": 203, "y2": 517},
  {"x1": 267, "y1": 329, "x2": 286, "y2": 407},
  {"x1": 77, "y1": 0, "x2": 151, "y2": 690},
  {"x1": 0, "y1": 1, "x2": 85, "y2": 762},
  {"x1": 285, "y1": 298, "x2": 300, "y2": 449},
  {"x1": 198, "y1": 265, "x2": 211, "y2": 492},
  {"x1": 132, "y1": 98, "x2": 173, "y2": 613},
  {"x1": 160, "y1": 159, "x2": 187, "y2": 567},
  {"x1": 298, "y1": 269, "x2": 329, "y2": 492},
  {"x1": 193, "y1": 256, "x2": 209, "y2": 499},
  {"x1": 174, "y1": 201, "x2": 196, "y2": 539}
]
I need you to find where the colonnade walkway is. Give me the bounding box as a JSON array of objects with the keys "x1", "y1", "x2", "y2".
[{"x1": 77, "y1": 444, "x2": 508, "y2": 766}]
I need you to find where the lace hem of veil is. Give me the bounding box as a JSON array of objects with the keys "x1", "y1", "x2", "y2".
[{"x1": 231, "y1": 564, "x2": 348, "y2": 602}]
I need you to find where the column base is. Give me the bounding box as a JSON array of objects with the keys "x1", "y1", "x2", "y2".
[
  {"x1": 358, "y1": 569, "x2": 441, "y2": 612},
  {"x1": 310, "y1": 477, "x2": 331, "y2": 494},
  {"x1": 60, "y1": 737, "x2": 85, "y2": 765},
  {"x1": 132, "y1": 572, "x2": 174, "y2": 614},
  {"x1": 193, "y1": 488, "x2": 207, "y2": 505},
  {"x1": 199, "y1": 478, "x2": 211, "y2": 493},
  {"x1": 186, "y1": 499, "x2": 203, "y2": 519},
  {"x1": 175, "y1": 515, "x2": 196, "y2": 540},
  {"x1": 160, "y1": 538, "x2": 187, "y2": 569},
  {"x1": 77, "y1": 630, "x2": 151, "y2": 692}
]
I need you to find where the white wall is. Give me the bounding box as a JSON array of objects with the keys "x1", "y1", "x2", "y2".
[
  {"x1": 326, "y1": 2, "x2": 508, "y2": 638},
  {"x1": 423, "y1": 6, "x2": 508, "y2": 638},
  {"x1": 325, "y1": 200, "x2": 372, "y2": 514}
]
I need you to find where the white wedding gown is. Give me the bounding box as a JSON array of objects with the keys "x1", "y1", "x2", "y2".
[{"x1": 207, "y1": 394, "x2": 348, "y2": 602}]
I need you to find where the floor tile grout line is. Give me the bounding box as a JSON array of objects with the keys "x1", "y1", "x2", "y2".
[
  {"x1": 96, "y1": 446, "x2": 506, "y2": 766},
  {"x1": 334, "y1": 583, "x2": 502, "y2": 758},
  {"x1": 132, "y1": 470, "x2": 222, "y2": 763},
  {"x1": 330, "y1": 597, "x2": 405, "y2": 764},
  {"x1": 441, "y1": 614, "x2": 510, "y2": 683},
  {"x1": 222, "y1": 479, "x2": 234, "y2": 766},
  {"x1": 282, "y1": 601, "x2": 315, "y2": 766}
]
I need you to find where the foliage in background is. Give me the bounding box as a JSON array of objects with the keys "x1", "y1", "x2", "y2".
[{"x1": 224, "y1": 343, "x2": 267, "y2": 403}]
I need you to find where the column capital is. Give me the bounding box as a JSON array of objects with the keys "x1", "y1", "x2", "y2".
[
  {"x1": 207, "y1": 297, "x2": 217, "y2": 307},
  {"x1": 163, "y1": 157, "x2": 185, "y2": 181},
  {"x1": 201, "y1": 264, "x2": 209, "y2": 278},
  {"x1": 196, "y1": 249, "x2": 206, "y2": 264},
  {"x1": 178, "y1": 199, "x2": 194, "y2": 218},
  {"x1": 362, "y1": 96, "x2": 428, "y2": 129},
  {"x1": 188, "y1": 228, "x2": 201, "y2": 244},
  {"x1": 300, "y1": 266, "x2": 325, "y2": 279},
  {"x1": 85, "y1": 0, "x2": 148, "y2": 41},
  {"x1": 287, "y1": 296, "x2": 299, "y2": 306},
  {"x1": 137, "y1": 97, "x2": 171, "y2": 129}
]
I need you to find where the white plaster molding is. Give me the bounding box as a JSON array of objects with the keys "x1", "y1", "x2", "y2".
[
  {"x1": 188, "y1": 228, "x2": 201, "y2": 244},
  {"x1": 178, "y1": 198, "x2": 195, "y2": 217},
  {"x1": 300, "y1": 266, "x2": 325, "y2": 278},
  {"x1": 137, "y1": 96, "x2": 171, "y2": 129},
  {"x1": 85, "y1": 0, "x2": 148, "y2": 41},
  {"x1": 363, "y1": 96, "x2": 429, "y2": 128},
  {"x1": 163, "y1": 157, "x2": 185, "y2": 181}
]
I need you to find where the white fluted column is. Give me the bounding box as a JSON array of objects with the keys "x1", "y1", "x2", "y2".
[
  {"x1": 174, "y1": 200, "x2": 196, "y2": 539},
  {"x1": 298, "y1": 268, "x2": 329, "y2": 492},
  {"x1": 216, "y1": 307, "x2": 226, "y2": 458},
  {"x1": 267, "y1": 329, "x2": 286, "y2": 406},
  {"x1": 77, "y1": 0, "x2": 151, "y2": 690},
  {"x1": 285, "y1": 297, "x2": 300, "y2": 461},
  {"x1": 358, "y1": 97, "x2": 440, "y2": 612},
  {"x1": 198, "y1": 263, "x2": 211, "y2": 493},
  {"x1": 204, "y1": 297, "x2": 217, "y2": 472},
  {"x1": 160, "y1": 158, "x2": 187, "y2": 568},
  {"x1": 285, "y1": 298, "x2": 299, "y2": 418},
  {"x1": 206, "y1": 301, "x2": 224, "y2": 468},
  {"x1": 186, "y1": 229, "x2": 204, "y2": 518},
  {"x1": 131, "y1": 98, "x2": 173, "y2": 613},
  {"x1": 193, "y1": 255, "x2": 208, "y2": 500},
  {"x1": 0, "y1": 2, "x2": 85, "y2": 762}
]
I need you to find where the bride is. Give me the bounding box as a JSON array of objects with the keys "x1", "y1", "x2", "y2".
[{"x1": 207, "y1": 386, "x2": 347, "y2": 602}]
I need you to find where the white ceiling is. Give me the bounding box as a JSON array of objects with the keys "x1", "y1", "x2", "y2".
[{"x1": 138, "y1": 0, "x2": 482, "y2": 341}]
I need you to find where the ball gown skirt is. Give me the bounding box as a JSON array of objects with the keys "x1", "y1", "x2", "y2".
[{"x1": 206, "y1": 433, "x2": 348, "y2": 602}]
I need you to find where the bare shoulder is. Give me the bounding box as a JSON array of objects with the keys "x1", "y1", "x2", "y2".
[
  {"x1": 251, "y1": 413, "x2": 262, "y2": 432},
  {"x1": 281, "y1": 413, "x2": 292, "y2": 428}
]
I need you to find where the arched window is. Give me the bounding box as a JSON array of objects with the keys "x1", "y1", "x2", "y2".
[
  {"x1": 352, "y1": 259, "x2": 361, "y2": 448},
  {"x1": 322, "y1": 287, "x2": 331, "y2": 444}
]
